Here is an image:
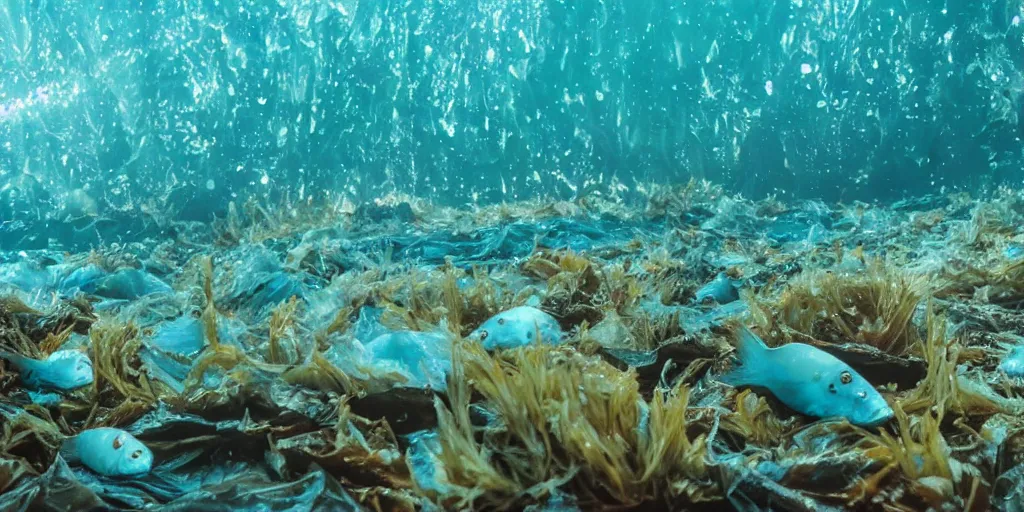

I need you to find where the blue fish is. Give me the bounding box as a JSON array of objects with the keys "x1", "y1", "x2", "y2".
[
  {"x1": 64, "y1": 427, "x2": 154, "y2": 477},
  {"x1": 718, "y1": 326, "x2": 894, "y2": 427},
  {"x1": 0, "y1": 349, "x2": 93, "y2": 391},
  {"x1": 469, "y1": 306, "x2": 564, "y2": 350}
]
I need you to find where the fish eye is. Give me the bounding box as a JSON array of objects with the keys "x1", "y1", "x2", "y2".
[
  {"x1": 497, "y1": 318, "x2": 505, "y2": 325},
  {"x1": 840, "y1": 371, "x2": 852, "y2": 385},
  {"x1": 479, "y1": 330, "x2": 488, "y2": 340},
  {"x1": 131, "y1": 450, "x2": 142, "y2": 459}
]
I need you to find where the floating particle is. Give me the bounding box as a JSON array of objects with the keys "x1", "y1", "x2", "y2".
[{"x1": 800, "y1": 63, "x2": 812, "y2": 74}]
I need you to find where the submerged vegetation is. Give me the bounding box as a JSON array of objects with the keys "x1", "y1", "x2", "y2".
[{"x1": 2, "y1": 183, "x2": 1024, "y2": 509}]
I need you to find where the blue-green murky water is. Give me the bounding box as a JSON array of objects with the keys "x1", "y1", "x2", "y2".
[{"x1": 3, "y1": 0, "x2": 1023, "y2": 242}]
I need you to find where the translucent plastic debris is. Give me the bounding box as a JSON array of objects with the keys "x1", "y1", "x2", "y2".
[
  {"x1": 92, "y1": 269, "x2": 173, "y2": 300},
  {"x1": 1000, "y1": 345, "x2": 1024, "y2": 379},
  {"x1": 695, "y1": 272, "x2": 741, "y2": 304},
  {"x1": 362, "y1": 330, "x2": 454, "y2": 390}
]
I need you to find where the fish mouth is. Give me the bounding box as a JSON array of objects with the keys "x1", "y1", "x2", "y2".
[{"x1": 858, "y1": 404, "x2": 895, "y2": 428}]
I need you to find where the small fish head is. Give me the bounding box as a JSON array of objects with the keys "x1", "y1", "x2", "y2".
[
  {"x1": 469, "y1": 312, "x2": 513, "y2": 348},
  {"x1": 824, "y1": 366, "x2": 893, "y2": 428},
  {"x1": 111, "y1": 432, "x2": 154, "y2": 476},
  {"x1": 48, "y1": 351, "x2": 94, "y2": 389},
  {"x1": 67, "y1": 356, "x2": 95, "y2": 388}
]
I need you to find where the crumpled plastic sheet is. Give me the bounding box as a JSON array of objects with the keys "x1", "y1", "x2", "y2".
[
  {"x1": 1001, "y1": 345, "x2": 1024, "y2": 379},
  {"x1": 0, "y1": 260, "x2": 156, "y2": 298},
  {"x1": 405, "y1": 430, "x2": 447, "y2": 496},
  {"x1": 137, "y1": 311, "x2": 250, "y2": 394},
  {"x1": 361, "y1": 331, "x2": 453, "y2": 391},
  {"x1": 0, "y1": 454, "x2": 362, "y2": 511},
  {"x1": 0, "y1": 374, "x2": 369, "y2": 511},
  {"x1": 766, "y1": 215, "x2": 832, "y2": 246},
  {"x1": 700, "y1": 197, "x2": 765, "y2": 237},
  {"x1": 358, "y1": 217, "x2": 654, "y2": 266},
  {"x1": 995, "y1": 463, "x2": 1024, "y2": 512},
  {"x1": 640, "y1": 299, "x2": 750, "y2": 334},
  {"x1": 215, "y1": 246, "x2": 312, "y2": 320}
]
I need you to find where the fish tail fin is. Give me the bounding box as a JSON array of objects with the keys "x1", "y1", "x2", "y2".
[
  {"x1": 718, "y1": 325, "x2": 769, "y2": 387},
  {"x1": 0, "y1": 350, "x2": 24, "y2": 366},
  {"x1": 59, "y1": 435, "x2": 81, "y2": 464}
]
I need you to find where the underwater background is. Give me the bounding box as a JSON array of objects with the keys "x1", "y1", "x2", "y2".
[
  {"x1": 2, "y1": 0, "x2": 1024, "y2": 241},
  {"x1": 5, "y1": 1, "x2": 1024, "y2": 511}
]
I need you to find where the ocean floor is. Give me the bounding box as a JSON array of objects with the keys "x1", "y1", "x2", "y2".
[{"x1": 2, "y1": 180, "x2": 1024, "y2": 511}]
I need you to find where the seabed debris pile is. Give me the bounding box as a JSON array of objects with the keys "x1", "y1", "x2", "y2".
[{"x1": 4, "y1": 180, "x2": 1024, "y2": 511}]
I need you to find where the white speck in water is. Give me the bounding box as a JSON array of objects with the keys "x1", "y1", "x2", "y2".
[
  {"x1": 816, "y1": 100, "x2": 826, "y2": 108},
  {"x1": 424, "y1": 45, "x2": 433, "y2": 58},
  {"x1": 944, "y1": 30, "x2": 953, "y2": 42},
  {"x1": 486, "y1": 48, "x2": 496, "y2": 63},
  {"x1": 595, "y1": 90, "x2": 604, "y2": 101},
  {"x1": 800, "y1": 63, "x2": 812, "y2": 74},
  {"x1": 518, "y1": 30, "x2": 530, "y2": 53},
  {"x1": 257, "y1": 97, "x2": 267, "y2": 105},
  {"x1": 992, "y1": 73, "x2": 999, "y2": 82},
  {"x1": 1014, "y1": 16, "x2": 1021, "y2": 26},
  {"x1": 260, "y1": 174, "x2": 269, "y2": 185},
  {"x1": 206, "y1": 179, "x2": 216, "y2": 190},
  {"x1": 765, "y1": 80, "x2": 774, "y2": 96},
  {"x1": 102, "y1": 34, "x2": 109, "y2": 42}
]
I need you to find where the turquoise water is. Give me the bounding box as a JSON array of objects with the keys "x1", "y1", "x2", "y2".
[{"x1": 2, "y1": 0, "x2": 1023, "y2": 240}]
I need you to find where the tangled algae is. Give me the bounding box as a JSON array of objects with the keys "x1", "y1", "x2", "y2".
[
  {"x1": 427, "y1": 340, "x2": 713, "y2": 509},
  {"x1": 750, "y1": 260, "x2": 927, "y2": 356},
  {"x1": 7, "y1": 186, "x2": 1024, "y2": 510}
]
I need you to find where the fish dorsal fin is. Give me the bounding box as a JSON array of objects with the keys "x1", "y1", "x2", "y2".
[{"x1": 734, "y1": 325, "x2": 770, "y2": 363}]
